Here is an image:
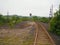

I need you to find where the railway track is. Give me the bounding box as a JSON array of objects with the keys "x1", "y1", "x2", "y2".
[{"x1": 33, "y1": 22, "x2": 56, "y2": 45}]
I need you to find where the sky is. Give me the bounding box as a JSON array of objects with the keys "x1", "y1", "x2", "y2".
[{"x1": 0, "y1": 0, "x2": 60, "y2": 17}]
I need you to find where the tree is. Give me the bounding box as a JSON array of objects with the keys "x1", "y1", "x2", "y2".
[
  {"x1": 0, "y1": 14, "x2": 5, "y2": 26},
  {"x1": 32, "y1": 16, "x2": 38, "y2": 21},
  {"x1": 50, "y1": 5, "x2": 60, "y2": 35}
]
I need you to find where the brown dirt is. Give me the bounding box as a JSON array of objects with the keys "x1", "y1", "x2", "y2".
[{"x1": 0, "y1": 21, "x2": 35, "y2": 45}]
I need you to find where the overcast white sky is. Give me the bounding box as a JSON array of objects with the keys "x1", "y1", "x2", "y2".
[{"x1": 0, "y1": 0, "x2": 60, "y2": 17}]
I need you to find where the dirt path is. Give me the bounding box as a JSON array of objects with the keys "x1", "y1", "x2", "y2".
[{"x1": 33, "y1": 22, "x2": 56, "y2": 45}]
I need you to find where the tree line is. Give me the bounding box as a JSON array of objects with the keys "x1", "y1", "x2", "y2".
[
  {"x1": 50, "y1": 5, "x2": 60, "y2": 35},
  {"x1": 0, "y1": 14, "x2": 49, "y2": 28}
]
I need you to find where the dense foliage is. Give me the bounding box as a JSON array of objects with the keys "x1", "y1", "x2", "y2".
[
  {"x1": 32, "y1": 16, "x2": 49, "y2": 23},
  {"x1": 50, "y1": 5, "x2": 60, "y2": 35},
  {"x1": 39, "y1": 17, "x2": 49, "y2": 23},
  {"x1": 0, "y1": 15, "x2": 22, "y2": 28},
  {"x1": 0, "y1": 14, "x2": 49, "y2": 28}
]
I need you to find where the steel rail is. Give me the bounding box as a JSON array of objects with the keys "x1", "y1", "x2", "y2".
[{"x1": 33, "y1": 22, "x2": 56, "y2": 45}]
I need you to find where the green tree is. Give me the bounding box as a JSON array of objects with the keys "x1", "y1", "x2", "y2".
[
  {"x1": 0, "y1": 14, "x2": 5, "y2": 26},
  {"x1": 32, "y1": 16, "x2": 38, "y2": 21},
  {"x1": 40, "y1": 17, "x2": 49, "y2": 23},
  {"x1": 8, "y1": 15, "x2": 20, "y2": 27},
  {"x1": 50, "y1": 5, "x2": 60, "y2": 35}
]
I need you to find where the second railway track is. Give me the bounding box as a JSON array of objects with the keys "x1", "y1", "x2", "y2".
[{"x1": 33, "y1": 22, "x2": 56, "y2": 45}]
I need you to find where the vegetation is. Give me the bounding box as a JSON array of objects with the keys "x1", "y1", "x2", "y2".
[
  {"x1": 0, "y1": 27, "x2": 34, "y2": 45},
  {"x1": 0, "y1": 14, "x2": 49, "y2": 28},
  {"x1": 32, "y1": 16, "x2": 49, "y2": 23},
  {"x1": 0, "y1": 34, "x2": 34, "y2": 45},
  {"x1": 50, "y1": 5, "x2": 60, "y2": 35},
  {"x1": 38, "y1": 17, "x2": 49, "y2": 23},
  {"x1": 0, "y1": 15, "x2": 30, "y2": 28}
]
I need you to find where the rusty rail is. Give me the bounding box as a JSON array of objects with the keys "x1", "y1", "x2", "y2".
[
  {"x1": 33, "y1": 22, "x2": 56, "y2": 45},
  {"x1": 33, "y1": 22, "x2": 39, "y2": 45}
]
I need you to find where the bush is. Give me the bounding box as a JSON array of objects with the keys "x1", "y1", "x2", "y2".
[{"x1": 50, "y1": 6, "x2": 60, "y2": 35}]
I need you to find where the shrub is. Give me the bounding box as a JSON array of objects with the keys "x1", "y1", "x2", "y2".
[{"x1": 50, "y1": 5, "x2": 60, "y2": 35}]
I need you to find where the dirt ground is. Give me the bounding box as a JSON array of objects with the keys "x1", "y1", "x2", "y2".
[
  {"x1": 0, "y1": 21, "x2": 35, "y2": 45},
  {"x1": 0, "y1": 21, "x2": 60, "y2": 45}
]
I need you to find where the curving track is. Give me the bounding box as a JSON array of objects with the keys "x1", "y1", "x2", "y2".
[
  {"x1": 0, "y1": 21, "x2": 56, "y2": 45},
  {"x1": 33, "y1": 22, "x2": 56, "y2": 45}
]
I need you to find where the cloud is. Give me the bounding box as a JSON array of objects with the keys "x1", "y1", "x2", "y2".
[{"x1": 0, "y1": 0, "x2": 59, "y2": 17}]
